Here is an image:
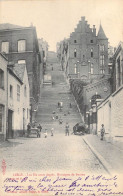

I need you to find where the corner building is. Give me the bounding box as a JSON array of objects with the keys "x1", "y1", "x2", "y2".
[
  {"x1": 66, "y1": 17, "x2": 108, "y2": 79},
  {"x1": 0, "y1": 24, "x2": 41, "y2": 109}
]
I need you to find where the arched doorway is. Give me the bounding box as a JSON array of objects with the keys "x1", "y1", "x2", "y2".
[{"x1": 91, "y1": 94, "x2": 101, "y2": 106}]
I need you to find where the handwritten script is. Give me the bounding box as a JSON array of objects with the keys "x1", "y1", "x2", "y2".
[{"x1": 2, "y1": 173, "x2": 123, "y2": 195}]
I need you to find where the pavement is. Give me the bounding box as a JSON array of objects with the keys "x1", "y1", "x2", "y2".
[{"x1": 83, "y1": 134, "x2": 123, "y2": 175}]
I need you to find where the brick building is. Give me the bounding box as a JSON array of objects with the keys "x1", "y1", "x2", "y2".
[
  {"x1": 0, "y1": 23, "x2": 41, "y2": 111},
  {"x1": 57, "y1": 17, "x2": 109, "y2": 80}
]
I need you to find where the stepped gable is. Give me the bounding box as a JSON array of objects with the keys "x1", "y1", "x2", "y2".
[
  {"x1": 13, "y1": 63, "x2": 26, "y2": 81},
  {"x1": 0, "y1": 23, "x2": 24, "y2": 30},
  {"x1": 97, "y1": 24, "x2": 107, "y2": 39}
]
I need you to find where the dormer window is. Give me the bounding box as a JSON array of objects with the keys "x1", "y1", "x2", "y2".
[
  {"x1": 74, "y1": 40, "x2": 77, "y2": 43},
  {"x1": 90, "y1": 40, "x2": 93, "y2": 43}
]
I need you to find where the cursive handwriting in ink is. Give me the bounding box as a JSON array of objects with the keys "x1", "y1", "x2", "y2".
[{"x1": 53, "y1": 176, "x2": 72, "y2": 184}]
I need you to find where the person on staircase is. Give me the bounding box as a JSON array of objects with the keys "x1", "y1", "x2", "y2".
[{"x1": 65, "y1": 122, "x2": 69, "y2": 136}]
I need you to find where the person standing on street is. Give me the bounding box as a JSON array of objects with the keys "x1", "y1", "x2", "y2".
[
  {"x1": 100, "y1": 124, "x2": 105, "y2": 140},
  {"x1": 44, "y1": 129, "x2": 48, "y2": 138},
  {"x1": 37, "y1": 124, "x2": 42, "y2": 132},
  {"x1": 65, "y1": 122, "x2": 69, "y2": 136},
  {"x1": 27, "y1": 123, "x2": 31, "y2": 137},
  {"x1": 37, "y1": 124, "x2": 42, "y2": 137},
  {"x1": 51, "y1": 128, "x2": 54, "y2": 136}
]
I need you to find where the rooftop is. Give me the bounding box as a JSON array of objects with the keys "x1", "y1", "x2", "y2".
[
  {"x1": 97, "y1": 24, "x2": 107, "y2": 39},
  {"x1": 0, "y1": 23, "x2": 24, "y2": 30},
  {"x1": 14, "y1": 64, "x2": 26, "y2": 81}
]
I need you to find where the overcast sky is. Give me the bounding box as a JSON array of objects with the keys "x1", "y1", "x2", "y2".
[{"x1": 0, "y1": 0, "x2": 123, "y2": 51}]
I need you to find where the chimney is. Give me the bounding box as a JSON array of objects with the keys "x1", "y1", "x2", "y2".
[{"x1": 81, "y1": 16, "x2": 85, "y2": 21}]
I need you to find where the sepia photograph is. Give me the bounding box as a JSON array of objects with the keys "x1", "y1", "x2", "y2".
[{"x1": 0, "y1": 0, "x2": 123, "y2": 195}]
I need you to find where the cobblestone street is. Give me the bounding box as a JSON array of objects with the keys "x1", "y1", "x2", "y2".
[
  {"x1": 0, "y1": 63, "x2": 107, "y2": 174},
  {"x1": 0, "y1": 135, "x2": 106, "y2": 173}
]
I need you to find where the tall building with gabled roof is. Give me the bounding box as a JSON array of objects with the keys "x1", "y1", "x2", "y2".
[{"x1": 58, "y1": 17, "x2": 109, "y2": 80}]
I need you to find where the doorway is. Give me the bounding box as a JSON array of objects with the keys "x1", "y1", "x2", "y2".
[{"x1": 8, "y1": 109, "x2": 13, "y2": 138}]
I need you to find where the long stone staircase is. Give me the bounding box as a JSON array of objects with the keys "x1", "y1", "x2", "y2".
[{"x1": 35, "y1": 62, "x2": 81, "y2": 133}]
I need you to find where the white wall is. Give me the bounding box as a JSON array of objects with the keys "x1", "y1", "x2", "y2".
[
  {"x1": 0, "y1": 55, "x2": 7, "y2": 140},
  {"x1": 8, "y1": 72, "x2": 23, "y2": 131},
  {"x1": 8, "y1": 67, "x2": 30, "y2": 133},
  {"x1": 111, "y1": 87, "x2": 123, "y2": 137},
  {"x1": 22, "y1": 68, "x2": 30, "y2": 129},
  {"x1": 97, "y1": 85, "x2": 123, "y2": 141}
]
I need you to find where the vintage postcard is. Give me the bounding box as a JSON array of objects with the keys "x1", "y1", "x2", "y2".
[{"x1": 0, "y1": 0, "x2": 123, "y2": 195}]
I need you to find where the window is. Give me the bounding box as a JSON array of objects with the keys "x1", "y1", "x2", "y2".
[
  {"x1": 74, "y1": 64, "x2": 77, "y2": 74},
  {"x1": 0, "y1": 69, "x2": 4, "y2": 89},
  {"x1": 74, "y1": 40, "x2": 77, "y2": 43},
  {"x1": 10, "y1": 85, "x2": 13, "y2": 98},
  {"x1": 90, "y1": 63, "x2": 93, "y2": 74},
  {"x1": 17, "y1": 84, "x2": 20, "y2": 101},
  {"x1": 74, "y1": 49, "x2": 77, "y2": 58},
  {"x1": 18, "y1": 40, "x2": 26, "y2": 52},
  {"x1": 100, "y1": 55, "x2": 104, "y2": 66},
  {"x1": 90, "y1": 40, "x2": 93, "y2": 43},
  {"x1": 91, "y1": 49, "x2": 93, "y2": 57},
  {"x1": 0, "y1": 105, "x2": 4, "y2": 132},
  {"x1": 100, "y1": 69, "x2": 105, "y2": 74},
  {"x1": 18, "y1": 60, "x2": 26, "y2": 64},
  {"x1": 24, "y1": 85, "x2": 27, "y2": 97},
  {"x1": 1, "y1": 42, "x2": 9, "y2": 53},
  {"x1": 100, "y1": 45, "x2": 105, "y2": 51}
]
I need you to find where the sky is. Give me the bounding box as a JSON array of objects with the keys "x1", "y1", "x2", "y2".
[{"x1": 0, "y1": 0, "x2": 123, "y2": 51}]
